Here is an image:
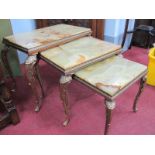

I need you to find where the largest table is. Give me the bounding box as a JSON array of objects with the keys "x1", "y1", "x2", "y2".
[{"x1": 1, "y1": 24, "x2": 92, "y2": 111}]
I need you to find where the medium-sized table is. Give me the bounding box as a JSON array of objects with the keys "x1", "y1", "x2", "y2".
[{"x1": 40, "y1": 36, "x2": 122, "y2": 125}]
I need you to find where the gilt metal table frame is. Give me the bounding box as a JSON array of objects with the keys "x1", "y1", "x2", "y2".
[{"x1": 41, "y1": 44, "x2": 147, "y2": 134}]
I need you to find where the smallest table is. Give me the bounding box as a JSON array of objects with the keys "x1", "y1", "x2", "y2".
[{"x1": 74, "y1": 56, "x2": 147, "y2": 134}]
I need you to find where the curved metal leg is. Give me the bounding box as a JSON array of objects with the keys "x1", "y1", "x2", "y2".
[
  {"x1": 25, "y1": 55, "x2": 44, "y2": 112},
  {"x1": 59, "y1": 75, "x2": 72, "y2": 126},
  {"x1": 133, "y1": 76, "x2": 146, "y2": 112},
  {"x1": 1, "y1": 46, "x2": 16, "y2": 92},
  {"x1": 34, "y1": 59, "x2": 45, "y2": 98},
  {"x1": 104, "y1": 99, "x2": 116, "y2": 135}
]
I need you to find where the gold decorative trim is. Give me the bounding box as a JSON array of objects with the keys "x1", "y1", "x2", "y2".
[
  {"x1": 105, "y1": 100, "x2": 116, "y2": 110},
  {"x1": 25, "y1": 55, "x2": 37, "y2": 65},
  {"x1": 60, "y1": 75, "x2": 72, "y2": 84}
]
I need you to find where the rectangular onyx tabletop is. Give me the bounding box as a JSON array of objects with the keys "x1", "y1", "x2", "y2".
[
  {"x1": 3, "y1": 24, "x2": 91, "y2": 55},
  {"x1": 75, "y1": 56, "x2": 147, "y2": 97},
  {"x1": 40, "y1": 36, "x2": 122, "y2": 74}
]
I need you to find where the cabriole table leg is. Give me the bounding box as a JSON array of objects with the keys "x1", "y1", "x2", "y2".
[
  {"x1": 133, "y1": 76, "x2": 146, "y2": 112},
  {"x1": 104, "y1": 99, "x2": 116, "y2": 135},
  {"x1": 35, "y1": 60, "x2": 45, "y2": 98},
  {"x1": 25, "y1": 55, "x2": 44, "y2": 112},
  {"x1": 59, "y1": 75, "x2": 72, "y2": 126},
  {"x1": 1, "y1": 46, "x2": 16, "y2": 92}
]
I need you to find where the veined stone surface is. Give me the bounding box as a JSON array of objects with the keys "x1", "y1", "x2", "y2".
[
  {"x1": 41, "y1": 36, "x2": 121, "y2": 70},
  {"x1": 75, "y1": 56, "x2": 147, "y2": 96},
  {"x1": 4, "y1": 24, "x2": 91, "y2": 50}
]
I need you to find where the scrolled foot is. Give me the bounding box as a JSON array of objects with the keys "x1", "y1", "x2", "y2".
[
  {"x1": 35, "y1": 102, "x2": 42, "y2": 112},
  {"x1": 34, "y1": 98, "x2": 42, "y2": 112},
  {"x1": 133, "y1": 107, "x2": 138, "y2": 112},
  {"x1": 63, "y1": 117, "x2": 70, "y2": 127},
  {"x1": 35, "y1": 105, "x2": 40, "y2": 112}
]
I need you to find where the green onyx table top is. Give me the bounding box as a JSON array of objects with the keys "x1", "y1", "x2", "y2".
[
  {"x1": 75, "y1": 56, "x2": 147, "y2": 97},
  {"x1": 40, "y1": 36, "x2": 121, "y2": 72},
  {"x1": 3, "y1": 24, "x2": 91, "y2": 55}
]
